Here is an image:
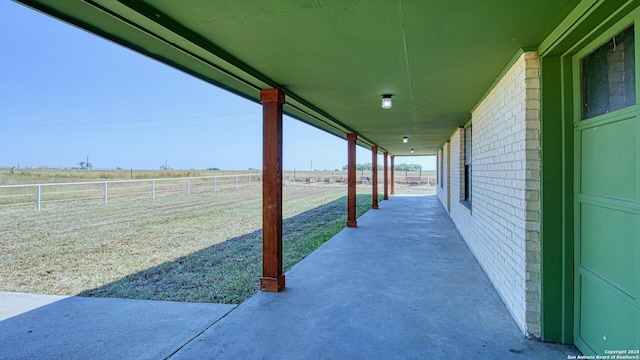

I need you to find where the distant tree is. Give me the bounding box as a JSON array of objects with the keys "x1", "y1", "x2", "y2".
[
  {"x1": 358, "y1": 162, "x2": 372, "y2": 171},
  {"x1": 394, "y1": 163, "x2": 422, "y2": 172},
  {"x1": 342, "y1": 163, "x2": 373, "y2": 171}
]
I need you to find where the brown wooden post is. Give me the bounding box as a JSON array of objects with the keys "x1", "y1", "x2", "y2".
[
  {"x1": 383, "y1": 152, "x2": 389, "y2": 200},
  {"x1": 391, "y1": 155, "x2": 395, "y2": 195},
  {"x1": 347, "y1": 133, "x2": 357, "y2": 227},
  {"x1": 372, "y1": 146, "x2": 379, "y2": 209},
  {"x1": 260, "y1": 88, "x2": 285, "y2": 292}
]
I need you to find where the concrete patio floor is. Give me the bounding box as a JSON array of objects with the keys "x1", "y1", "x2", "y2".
[{"x1": 0, "y1": 195, "x2": 579, "y2": 359}]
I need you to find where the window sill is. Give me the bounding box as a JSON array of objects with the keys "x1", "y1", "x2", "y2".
[{"x1": 460, "y1": 200, "x2": 472, "y2": 212}]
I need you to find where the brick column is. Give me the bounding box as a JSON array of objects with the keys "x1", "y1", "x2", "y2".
[
  {"x1": 383, "y1": 152, "x2": 389, "y2": 200},
  {"x1": 260, "y1": 88, "x2": 285, "y2": 292},
  {"x1": 347, "y1": 133, "x2": 357, "y2": 227},
  {"x1": 372, "y1": 146, "x2": 379, "y2": 209}
]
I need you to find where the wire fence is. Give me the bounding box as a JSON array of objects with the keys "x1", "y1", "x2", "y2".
[
  {"x1": 0, "y1": 173, "x2": 436, "y2": 212},
  {"x1": 0, "y1": 174, "x2": 261, "y2": 211}
]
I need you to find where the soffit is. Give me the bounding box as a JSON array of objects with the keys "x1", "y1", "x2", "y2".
[{"x1": 16, "y1": 0, "x2": 582, "y2": 155}]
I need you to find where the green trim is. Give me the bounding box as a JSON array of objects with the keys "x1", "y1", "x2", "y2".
[
  {"x1": 539, "y1": 0, "x2": 640, "y2": 57},
  {"x1": 540, "y1": 56, "x2": 575, "y2": 343},
  {"x1": 560, "y1": 56, "x2": 576, "y2": 345},
  {"x1": 470, "y1": 48, "x2": 535, "y2": 114},
  {"x1": 538, "y1": 0, "x2": 603, "y2": 57},
  {"x1": 540, "y1": 2, "x2": 640, "y2": 347},
  {"x1": 19, "y1": 0, "x2": 388, "y2": 155},
  {"x1": 570, "y1": 12, "x2": 640, "y2": 354},
  {"x1": 105, "y1": 0, "x2": 389, "y2": 153}
]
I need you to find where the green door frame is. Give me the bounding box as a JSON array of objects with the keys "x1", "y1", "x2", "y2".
[
  {"x1": 571, "y1": 11, "x2": 640, "y2": 354},
  {"x1": 540, "y1": 0, "x2": 640, "y2": 344},
  {"x1": 540, "y1": 55, "x2": 575, "y2": 343}
]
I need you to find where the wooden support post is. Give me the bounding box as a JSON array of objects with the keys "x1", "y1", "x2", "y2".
[
  {"x1": 372, "y1": 146, "x2": 379, "y2": 209},
  {"x1": 347, "y1": 133, "x2": 357, "y2": 227},
  {"x1": 260, "y1": 88, "x2": 285, "y2": 292},
  {"x1": 391, "y1": 155, "x2": 395, "y2": 195},
  {"x1": 383, "y1": 152, "x2": 389, "y2": 200}
]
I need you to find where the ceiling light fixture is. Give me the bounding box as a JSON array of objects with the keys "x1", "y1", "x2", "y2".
[
  {"x1": 411, "y1": 149, "x2": 415, "y2": 154},
  {"x1": 381, "y1": 94, "x2": 392, "y2": 109},
  {"x1": 402, "y1": 136, "x2": 408, "y2": 143}
]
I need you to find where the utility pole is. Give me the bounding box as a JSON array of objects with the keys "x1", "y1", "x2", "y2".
[{"x1": 86, "y1": 155, "x2": 89, "y2": 170}]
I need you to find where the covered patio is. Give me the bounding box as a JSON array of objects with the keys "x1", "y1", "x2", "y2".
[
  {"x1": 9, "y1": 0, "x2": 640, "y2": 354},
  {"x1": 0, "y1": 196, "x2": 577, "y2": 359}
]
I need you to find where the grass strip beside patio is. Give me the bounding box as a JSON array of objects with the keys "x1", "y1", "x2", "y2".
[{"x1": 78, "y1": 194, "x2": 374, "y2": 304}]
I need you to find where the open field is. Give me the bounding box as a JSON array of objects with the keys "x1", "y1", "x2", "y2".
[
  {"x1": 0, "y1": 168, "x2": 251, "y2": 186},
  {"x1": 0, "y1": 185, "x2": 375, "y2": 303},
  {"x1": 0, "y1": 168, "x2": 435, "y2": 210},
  {"x1": 0, "y1": 168, "x2": 436, "y2": 185}
]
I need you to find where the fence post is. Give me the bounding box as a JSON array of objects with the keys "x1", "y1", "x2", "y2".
[
  {"x1": 36, "y1": 185, "x2": 41, "y2": 211},
  {"x1": 248, "y1": 175, "x2": 251, "y2": 186},
  {"x1": 187, "y1": 178, "x2": 191, "y2": 195},
  {"x1": 214, "y1": 177, "x2": 217, "y2": 192},
  {"x1": 152, "y1": 180, "x2": 156, "y2": 199},
  {"x1": 235, "y1": 176, "x2": 238, "y2": 189},
  {"x1": 104, "y1": 182, "x2": 108, "y2": 205}
]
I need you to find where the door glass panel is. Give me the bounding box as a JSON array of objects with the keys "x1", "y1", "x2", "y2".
[{"x1": 582, "y1": 25, "x2": 636, "y2": 120}]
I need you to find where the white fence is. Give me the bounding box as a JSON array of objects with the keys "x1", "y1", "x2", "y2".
[
  {"x1": 285, "y1": 174, "x2": 436, "y2": 187},
  {"x1": 0, "y1": 174, "x2": 262, "y2": 211},
  {"x1": 0, "y1": 174, "x2": 436, "y2": 211}
]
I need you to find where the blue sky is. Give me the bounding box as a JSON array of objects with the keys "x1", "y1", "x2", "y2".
[{"x1": 0, "y1": 1, "x2": 435, "y2": 171}]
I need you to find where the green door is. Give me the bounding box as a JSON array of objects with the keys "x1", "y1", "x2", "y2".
[{"x1": 574, "y1": 22, "x2": 640, "y2": 355}]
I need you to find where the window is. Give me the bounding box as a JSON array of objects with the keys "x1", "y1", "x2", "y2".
[
  {"x1": 463, "y1": 125, "x2": 472, "y2": 204},
  {"x1": 582, "y1": 25, "x2": 635, "y2": 120}
]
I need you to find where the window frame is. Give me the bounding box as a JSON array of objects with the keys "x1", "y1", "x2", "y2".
[
  {"x1": 573, "y1": 19, "x2": 640, "y2": 126},
  {"x1": 580, "y1": 24, "x2": 636, "y2": 120},
  {"x1": 462, "y1": 124, "x2": 472, "y2": 209},
  {"x1": 439, "y1": 148, "x2": 444, "y2": 188}
]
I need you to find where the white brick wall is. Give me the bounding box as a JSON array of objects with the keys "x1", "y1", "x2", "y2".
[{"x1": 436, "y1": 51, "x2": 541, "y2": 337}]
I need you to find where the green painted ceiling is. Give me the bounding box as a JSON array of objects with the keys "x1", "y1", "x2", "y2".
[{"x1": 16, "y1": 0, "x2": 582, "y2": 155}]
